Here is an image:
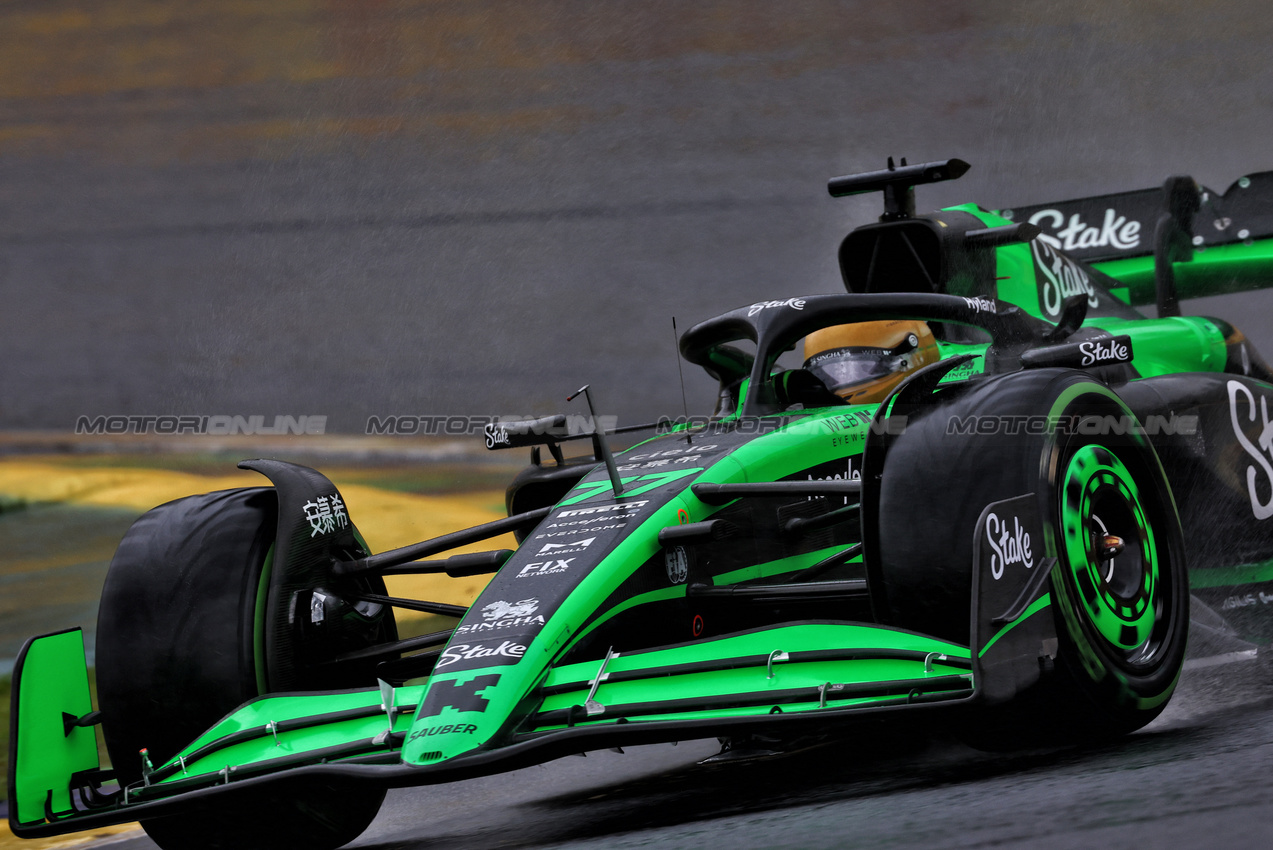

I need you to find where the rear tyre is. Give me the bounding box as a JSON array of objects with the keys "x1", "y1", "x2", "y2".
[
  {"x1": 875, "y1": 370, "x2": 1188, "y2": 746},
  {"x1": 96, "y1": 488, "x2": 386, "y2": 850}
]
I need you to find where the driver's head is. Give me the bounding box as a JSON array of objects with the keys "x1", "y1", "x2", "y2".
[{"x1": 803, "y1": 320, "x2": 938, "y2": 404}]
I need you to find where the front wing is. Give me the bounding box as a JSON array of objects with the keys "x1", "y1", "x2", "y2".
[{"x1": 8, "y1": 503, "x2": 1055, "y2": 839}]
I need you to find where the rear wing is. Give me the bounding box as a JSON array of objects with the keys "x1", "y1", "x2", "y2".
[{"x1": 997, "y1": 171, "x2": 1273, "y2": 313}]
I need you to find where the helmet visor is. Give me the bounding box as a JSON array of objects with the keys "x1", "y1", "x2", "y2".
[{"x1": 805, "y1": 339, "x2": 918, "y2": 396}]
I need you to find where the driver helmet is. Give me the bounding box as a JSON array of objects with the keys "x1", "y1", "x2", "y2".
[{"x1": 803, "y1": 320, "x2": 938, "y2": 404}]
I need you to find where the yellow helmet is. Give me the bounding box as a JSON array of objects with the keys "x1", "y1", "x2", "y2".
[{"x1": 803, "y1": 320, "x2": 938, "y2": 404}]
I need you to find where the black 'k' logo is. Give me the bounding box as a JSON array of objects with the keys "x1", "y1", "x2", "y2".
[{"x1": 418, "y1": 674, "x2": 501, "y2": 717}]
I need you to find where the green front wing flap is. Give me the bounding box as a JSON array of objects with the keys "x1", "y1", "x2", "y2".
[
  {"x1": 133, "y1": 685, "x2": 422, "y2": 798},
  {"x1": 528, "y1": 623, "x2": 973, "y2": 731},
  {"x1": 8, "y1": 629, "x2": 99, "y2": 828}
]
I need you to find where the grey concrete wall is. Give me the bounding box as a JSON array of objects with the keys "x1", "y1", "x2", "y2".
[{"x1": 3, "y1": 1, "x2": 1272, "y2": 432}]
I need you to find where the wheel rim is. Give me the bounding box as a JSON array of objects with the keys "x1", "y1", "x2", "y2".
[{"x1": 1060, "y1": 443, "x2": 1167, "y2": 669}]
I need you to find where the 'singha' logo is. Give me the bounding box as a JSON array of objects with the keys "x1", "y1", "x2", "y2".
[
  {"x1": 481, "y1": 598, "x2": 539, "y2": 621},
  {"x1": 454, "y1": 599, "x2": 545, "y2": 636}
]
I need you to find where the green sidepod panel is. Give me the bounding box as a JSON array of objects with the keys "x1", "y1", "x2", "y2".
[{"x1": 1082, "y1": 315, "x2": 1227, "y2": 377}]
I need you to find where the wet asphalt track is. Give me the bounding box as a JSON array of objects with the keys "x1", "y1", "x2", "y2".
[{"x1": 98, "y1": 652, "x2": 1273, "y2": 850}]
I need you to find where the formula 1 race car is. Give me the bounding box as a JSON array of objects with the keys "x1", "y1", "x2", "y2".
[{"x1": 12, "y1": 159, "x2": 1273, "y2": 849}]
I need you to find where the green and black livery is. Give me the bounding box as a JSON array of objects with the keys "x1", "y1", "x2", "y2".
[{"x1": 11, "y1": 158, "x2": 1273, "y2": 849}]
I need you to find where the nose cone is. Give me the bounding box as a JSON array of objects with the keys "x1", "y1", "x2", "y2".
[{"x1": 402, "y1": 672, "x2": 504, "y2": 765}]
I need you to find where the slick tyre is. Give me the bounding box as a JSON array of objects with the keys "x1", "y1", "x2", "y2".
[
  {"x1": 874, "y1": 370, "x2": 1188, "y2": 744},
  {"x1": 96, "y1": 488, "x2": 385, "y2": 850}
]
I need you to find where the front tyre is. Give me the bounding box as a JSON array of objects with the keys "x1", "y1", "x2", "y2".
[
  {"x1": 1047, "y1": 396, "x2": 1188, "y2": 736},
  {"x1": 138, "y1": 778, "x2": 386, "y2": 850},
  {"x1": 96, "y1": 488, "x2": 386, "y2": 850},
  {"x1": 875, "y1": 371, "x2": 1187, "y2": 745}
]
